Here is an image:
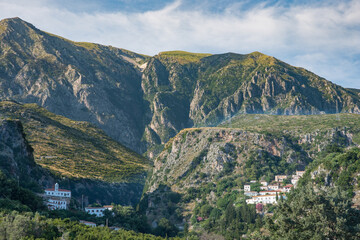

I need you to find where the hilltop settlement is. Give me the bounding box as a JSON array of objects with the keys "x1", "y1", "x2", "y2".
[{"x1": 244, "y1": 171, "x2": 305, "y2": 205}]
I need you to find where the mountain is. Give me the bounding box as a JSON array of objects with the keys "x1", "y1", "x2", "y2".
[
  {"x1": 0, "y1": 17, "x2": 150, "y2": 153},
  {"x1": 0, "y1": 100, "x2": 149, "y2": 205},
  {"x1": 142, "y1": 113, "x2": 360, "y2": 232},
  {"x1": 1, "y1": 17, "x2": 360, "y2": 155}
]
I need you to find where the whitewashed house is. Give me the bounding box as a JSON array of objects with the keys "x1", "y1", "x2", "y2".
[
  {"x1": 267, "y1": 184, "x2": 279, "y2": 190},
  {"x1": 103, "y1": 205, "x2": 114, "y2": 211},
  {"x1": 282, "y1": 184, "x2": 293, "y2": 192},
  {"x1": 47, "y1": 199, "x2": 67, "y2": 210},
  {"x1": 260, "y1": 181, "x2": 268, "y2": 187},
  {"x1": 45, "y1": 183, "x2": 71, "y2": 198},
  {"x1": 85, "y1": 207, "x2": 106, "y2": 217},
  {"x1": 259, "y1": 190, "x2": 282, "y2": 195},
  {"x1": 244, "y1": 184, "x2": 251, "y2": 192},
  {"x1": 244, "y1": 191, "x2": 258, "y2": 197},
  {"x1": 246, "y1": 194, "x2": 285, "y2": 205},
  {"x1": 44, "y1": 183, "x2": 71, "y2": 210},
  {"x1": 274, "y1": 175, "x2": 288, "y2": 182}
]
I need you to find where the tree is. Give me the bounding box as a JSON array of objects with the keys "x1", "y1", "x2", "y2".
[{"x1": 265, "y1": 184, "x2": 360, "y2": 239}]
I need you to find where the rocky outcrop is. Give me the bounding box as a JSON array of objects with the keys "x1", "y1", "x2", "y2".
[{"x1": 0, "y1": 119, "x2": 51, "y2": 190}]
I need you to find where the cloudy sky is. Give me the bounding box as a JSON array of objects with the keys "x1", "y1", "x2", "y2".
[{"x1": 0, "y1": 0, "x2": 359, "y2": 88}]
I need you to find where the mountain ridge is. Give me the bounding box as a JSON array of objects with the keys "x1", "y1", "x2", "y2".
[{"x1": 1, "y1": 17, "x2": 360, "y2": 156}]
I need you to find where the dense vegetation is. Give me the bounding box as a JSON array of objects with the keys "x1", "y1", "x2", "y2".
[
  {"x1": 0, "y1": 101, "x2": 149, "y2": 182},
  {"x1": 0, "y1": 171, "x2": 45, "y2": 212},
  {"x1": 0, "y1": 171, "x2": 188, "y2": 239},
  {"x1": 258, "y1": 182, "x2": 360, "y2": 239},
  {"x1": 301, "y1": 147, "x2": 360, "y2": 199},
  {"x1": 0, "y1": 211, "x2": 188, "y2": 240}
]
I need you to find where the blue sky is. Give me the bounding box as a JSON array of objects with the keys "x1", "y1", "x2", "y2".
[{"x1": 0, "y1": 0, "x2": 359, "y2": 89}]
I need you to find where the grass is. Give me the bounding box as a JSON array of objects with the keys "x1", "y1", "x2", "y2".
[
  {"x1": 0, "y1": 101, "x2": 150, "y2": 182},
  {"x1": 218, "y1": 113, "x2": 360, "y2": 144},
  {"x1": 158, "y1": 51, "x2": 212, "y2": 64}
]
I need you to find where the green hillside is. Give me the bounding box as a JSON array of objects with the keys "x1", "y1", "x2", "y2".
[
  {"x1": 0, "y1": 101, "x2": 149, "y2": 182},
  {"x1": 158, "y1": 51, "x2": 212, "y2": 64},
  {"x1": 218, "y1": 113, "x2": 360, "y2": 143}
]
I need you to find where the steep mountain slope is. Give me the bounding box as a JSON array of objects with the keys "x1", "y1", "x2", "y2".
[
  {"x1": 143, "y1": 114, "x2": 360, "y2": 231},
  {"x1": 0, "y1": 100, "x2": 149, "y2": 182},
  {"x1": 0, "y1": 17, "x2": 150, "y2": 153},
  {"x1": 0, "y1": 101, "x2": 150, "y2": 205},
  {"x1": 1, "y1": 17, "x2": 360, "y2": 155}
]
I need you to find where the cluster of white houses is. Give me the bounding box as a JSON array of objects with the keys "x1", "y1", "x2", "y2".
[
  {"x1": 245, "y1": 171, "x2": 305, "y2": 205},
  {"x1": 43, "y1": 183, "x2": 113, "y2": 217}
]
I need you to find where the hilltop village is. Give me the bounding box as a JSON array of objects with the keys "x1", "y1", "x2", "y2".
[{"x1": 244, "y1": 171, "x2": 305, "y2": 205}]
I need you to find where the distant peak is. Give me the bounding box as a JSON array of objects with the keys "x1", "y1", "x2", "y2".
[
  {"x1": 1, "y1": 17, "x2": 26, "y2": 24},
  {"x1": 248, "y1": 51, "x2": 267, "y2": 57},
  {"x1": 0, "y1": 17, "x2": 35, "y2": 31}
]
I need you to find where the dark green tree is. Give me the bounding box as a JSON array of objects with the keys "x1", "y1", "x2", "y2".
[{"x1": 265, "y1": 184, "x2": 360, "y2": 239}]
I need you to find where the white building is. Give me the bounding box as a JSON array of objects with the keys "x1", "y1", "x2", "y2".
[
  {"x1": 282, "y1": 184, "x2": 293, "y2": 193},
  {"x1": 244, "y1": 184, "x2": 251, "y2": 192},
  {"x1": 267, "y1": 184, "x2": 279, "y2": 190},
  {"x1": 47, "y1": 198, "x2": 67, "y2": 210},
  {"x1": 43, "y1": 183, "x2": 71, "y2": 210},
  {"x1": 260, "y1": 186, "x2": 269, "y2": 190},
  {"x1": 103, "y1": 205, "x2": 114, "y2": 211},
  {"x1": 259, "y1": 190, "x2": 282, "y2": 195},
  {"x1": 80, "y1": 220, "x2": 96, "y2": 227},
  {"x1": 244, "y1": 191, "x2": 258, "y2": 197},
  {"x1": 85, "y1": 207, "x2": 106, "y2": 217},
  {"x1": 260, "y1": 181, "x2": 268, "y2": 187},
  {"x1": 45, "y1": 183, "x2": 71, "y2": 198},
  {"x1": 246, "y1": 194, "x2": 285, "y2": 205},
  {"x1": 275, "y1": 175, "x2": 288, "y2": 182}
]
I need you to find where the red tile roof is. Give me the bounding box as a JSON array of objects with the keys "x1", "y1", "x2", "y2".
[
  {"x1": 85, "y1": 207, "x2": 105, "y2": 209},
  {"x1": 45, "y1": 188, "x2": 71, "y2": 192}
]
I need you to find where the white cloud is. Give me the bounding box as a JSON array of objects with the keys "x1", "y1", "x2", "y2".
[{"x1": 0, "y1": 0, "x2": 359, "y2": 88}]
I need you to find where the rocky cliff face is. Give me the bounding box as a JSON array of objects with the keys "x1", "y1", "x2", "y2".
[
  {"x1": 0, "y1": 119, "x2": 51, "y2": 191},
  {"x1": 1, "y1": 18, "x2": 360, "y2": 155},
  {"x1": 0, "y1": 17, "x2": 150, "y2": 153}
]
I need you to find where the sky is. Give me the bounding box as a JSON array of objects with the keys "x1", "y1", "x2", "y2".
[{"x1": 0, "y1": 0, "x2": 359, "y2": 88}]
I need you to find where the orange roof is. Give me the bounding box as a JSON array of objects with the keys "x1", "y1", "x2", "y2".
[
  {"x1": 260, "y1": 190, "x2": 282, "y2": 193},
  {"x1": 45, "y1": 188, "x2": 71, "y2": 192},
  {"x1": 283, "y1": 184, "x2": 294, "y2": 188},
  {"x1": 85, "y1": 207, "x2": 105, "y2": 209}
]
